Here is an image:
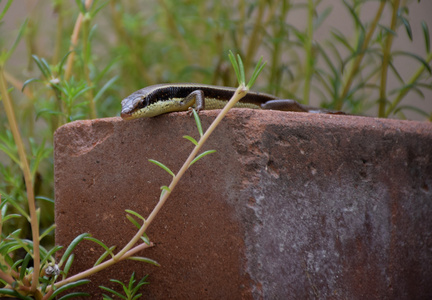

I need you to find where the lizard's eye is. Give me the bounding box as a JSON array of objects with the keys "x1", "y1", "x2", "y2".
[{"x1": 134, "y1": 97, "x2": 147, "y2": 110}]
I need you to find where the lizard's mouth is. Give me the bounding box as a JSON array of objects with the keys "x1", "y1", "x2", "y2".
[{"x1": 120, "y1": 111, "x2": 133, "y2": 120}]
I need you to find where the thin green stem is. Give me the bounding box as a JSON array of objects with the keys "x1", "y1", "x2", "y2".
[
  {"x1": 64, "y1": 0, "x2": 93, "y2": 81},
  {"x1": 109, "y1": 1, "x2": 153, "y2": 86},
  {"x1": 269, "y1": 0, "x2": 289, "y2": 95},
  {"x1": 379, "y1": 0, "x2": 400, "y2": 117},
  {"x1": 0, "y1": 68, "x2": 39, "y2": 292},
  {"x1": 337, "y1": 0, "x2": 386, "y2": 110},
  {"x1": 158, "y1": 0, "x2": 193, "y2": 64},
  {"x1": 52, "y1": 1, "x2": 64, "y2": 65},
  {"x1": 303, "y1": 0, "x2": 315, "y2": 105},
  {"x1": 82, "y1": 15, "x2": 97, "y2": 119},
  {"x1": 244, "y1": 0, "x2": 266, "y2": 69}
]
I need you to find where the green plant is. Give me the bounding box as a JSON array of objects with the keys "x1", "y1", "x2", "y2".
[{"x1": 100, "y1": 272, "x2": 149, "y2": 300}]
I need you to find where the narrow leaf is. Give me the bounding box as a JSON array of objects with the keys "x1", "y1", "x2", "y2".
[
  {"x1": 84, "y1": 236, "x2": 110, "y2": 251},
  {"x1": 421, "y1": 21, "x2": 430, "y2": 53},
  {"x1": 59, "y1": 233, "x2": 91, "y2": 266},
  {"x1": 141, "y1": 232, "x2": 151, "y2": 245},
  {"x1": 159, "y1": 185, "x2": 171, "y2": 200},
  {"x1": 190, "y1": 150, "x2": 216, "y2": 166},
  {"x1": 313, "y1": 6, "x2": 332, "y2": 29},
  {"x1": 40, "y1": 57, "x2": 53, "y2": 77},
  {"x1": 94, "y1": 246, "x2": 116, "y2": 266},
  {"x1": 237, "y1": 54, "x2": 245, "y2": 84},
  {"x1": 99, "y1": 286, "x2": 126, "y2": 299},
  {"x1": 58, "y1": 51, "x2": 74, "y2": 76},
  {"x1": 91, "y1": 0, "x2": 110, "y2": 18},
  {"x1": 75, "y1": 0, "x2": 87, "y2": 13},
  {"x1": 22, "y1": 78, "x2": 42, "y2": 91},
  {"x1": 32, "y1": 55, "x2": 50, "y2": 79},
  {"x1": 48, "y1": 279, "x2": 91, "y2": 299},
  {"x1": 0, "y1": 288, "x2": 33, "y2": 300},
  {"x1": 228, "y1": 50, "x2": 240, "y2": 82},
  {"x1": 40, "y1": 245, "x2": 63, "y2": 267},
  {"x1": 57, "y1": 292, "x2": 91, "y2": 300},
  {"x1": 19, "y1": 253, "x2": 32, "y2": 280},
  {"x1": 183, "y1": 135, "x2": 198, "y2": 146},
  {"x1": 0, "y1": 0, "x2": 14, "y2": 21},
  {"x1": 248, "y1": 56, "x2": 266, "y2": 89},
  {"x1": 399, "y1": 15, "x2": 412, "y2": 41},
  {"x1": 330, "y1": 29, "x2": 354, "y2": 52},
  {"x1": 62, "y1": 253, "x2": 74, "y2": 278},
  {"x1": 191, "y1": 109, "x2": 203, "y2": 137},
  {"x1": 93, "y1": 76, "x2": 118, "y2": 103},
  {"x1": 125, "y1": 209, "x2": 146, "y2": 222},
  {"x1": 392, "y1": 50, "x2": 432, "y2": 74},
  {"x1": 6, "y1": 19, "x2": 28, "y2": 61},
  {"x1": 39, "y1": 224, "x2": 56, "y2": 241},
  {"x1": 126, "y1": 214, "x2": 141, "y2": 230},
  {"x1": 2, "y1": 214, "x2": 21, "y2": 222},
  {"x1": 393, "y1": 105, "x2": 429, "y2": 117},
  {"x1": 35, "y1": 196, "x2": 55, "y2": 204},
  {"x1": 127, "y1": 256, "x2": 160, "y2": 267},
  {"x1": 148, "y1": 159, "x2": 175, "y2": 177}
]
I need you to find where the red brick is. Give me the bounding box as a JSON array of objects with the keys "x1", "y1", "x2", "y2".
[{"x1": 55, "y1": 109, "x2": 432, "y2": 299}]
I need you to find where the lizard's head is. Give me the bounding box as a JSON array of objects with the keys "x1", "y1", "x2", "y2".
[{"x1": 120, "y1": 89, "x2": 151, "y2": 120}]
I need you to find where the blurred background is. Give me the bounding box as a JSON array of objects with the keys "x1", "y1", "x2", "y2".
[
  {"x1": 0, "y1": 0, "x2": 431, "y2": 249},
  {"x1": 2, "y1": 0, "x2": 431, "y2": 119}
]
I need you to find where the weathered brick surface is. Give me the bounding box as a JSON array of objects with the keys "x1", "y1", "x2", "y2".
[{"x1": 55, "y1": 110, "x2": 432, "y2": 299}]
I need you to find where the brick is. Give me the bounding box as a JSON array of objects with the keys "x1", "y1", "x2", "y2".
[{"x1": 55, "y1": 109, "x2": 432, "y2": 299}]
